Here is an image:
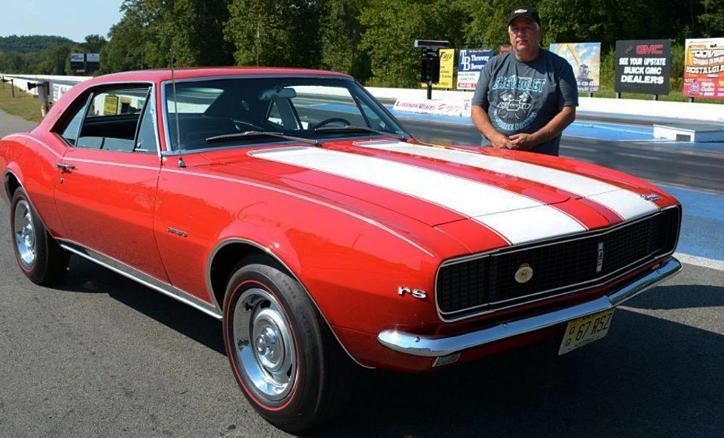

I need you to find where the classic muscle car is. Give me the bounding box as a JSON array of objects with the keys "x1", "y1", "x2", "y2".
[{"x1": 0, "y1": 67, "x2": 682, "y2": 432}]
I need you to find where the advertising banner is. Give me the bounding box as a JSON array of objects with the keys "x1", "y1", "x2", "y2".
[
  {"x1": 456, "y1": 48, "x2": 493, "y2": 90},
  {"x1": 52, "y1": 83, "x2": 74, "y2": 102},
  {"x1": 86, "y1": 53, "x2": 101, "y2": 74},
  {"x1": 432, "y1": 48, "x2": 455, "y2": 89},
  {"x1": 683, "y1": 38, "x2": 724, "y2": 100},
  {"x1": 614, "y1": 39, "x2": 671, "y2": 95},
  {"x1": 393, "y1": 99, "x2": 471, "y2": 117},
  {"x1": 70, "y1": 53, "x2": 85, "y2": 71},
  {"x1": 550, "y1": 43, "x2": 601, "y2": 92}
]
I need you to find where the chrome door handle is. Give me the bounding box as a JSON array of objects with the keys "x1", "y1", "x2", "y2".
[{"x1": 55, "y1": 162, "x2": 75, "y2": 173}]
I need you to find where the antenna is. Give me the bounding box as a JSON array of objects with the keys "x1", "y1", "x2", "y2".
[{"x1": 170, "y1": 50, "x2": 186, "y2": 168}]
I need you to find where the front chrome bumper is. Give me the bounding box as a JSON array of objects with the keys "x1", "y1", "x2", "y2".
[{"x1": 377, "y1": 257, "x2": 682, "y2": 358}]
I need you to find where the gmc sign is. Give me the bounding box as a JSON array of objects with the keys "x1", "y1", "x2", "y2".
[
  {"x1": 636, "y1": 44, "x2": 664, "y2": 55},
  {"x1": 615, "y1": 39, "x2": 671, "y2": 95}
]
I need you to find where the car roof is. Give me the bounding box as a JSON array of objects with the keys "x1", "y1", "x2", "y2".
[{"x1": 86, "y1": 67, "x2": 352, "y2": 84}]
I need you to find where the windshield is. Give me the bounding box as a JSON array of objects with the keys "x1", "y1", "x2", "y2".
[{"x1": 163, "y1": 77, "x2": 410, "y2": 151}]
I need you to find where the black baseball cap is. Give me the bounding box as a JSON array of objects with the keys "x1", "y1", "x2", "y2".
[{"x1": 508, "y1": 6, "x2": 541, "y2": 26}]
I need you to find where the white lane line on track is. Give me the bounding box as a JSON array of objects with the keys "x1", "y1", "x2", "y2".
[{"x1": 675, "y1": 253, "x2": 724, "y2": 272}]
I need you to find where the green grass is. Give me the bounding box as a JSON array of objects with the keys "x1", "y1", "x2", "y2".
[{"x1": 0, "y1": 85, "x2": 45, "y2": 123}]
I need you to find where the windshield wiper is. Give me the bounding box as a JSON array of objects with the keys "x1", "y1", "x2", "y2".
[
  {"x1": 313, "y1": 125, "x2": 411, "y2": 142},
  {"x1": 206, "y1": 131, "x2": 320, "y2": 146}
]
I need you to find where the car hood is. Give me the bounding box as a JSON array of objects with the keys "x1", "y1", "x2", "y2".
[{"x1": 216, "y1": 140, "x2": 669, "y2": 246}]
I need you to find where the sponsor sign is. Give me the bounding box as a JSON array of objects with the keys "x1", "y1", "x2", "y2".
[
  {"x1": 52, "y1": 83, "x2": 74, "y2": 102},
  {"x1": 86, "y1": 52, "x2": 101, "y2": 74},
  {"x1": 393, "y1": 98, "x2": 471, "y2": 117},
  {"x1": 70, "y1": 53, "x2": 85, "y2": 71},
  {"x1": 457, "y1": 48, "x2": 493, "y2": 90},
  {"x1": 550, "y1": 43, "x2": 601, "y2": 92},
  {"x1": 429, "y1": 48, "x2": 455, "y2": 89},
  {"x1": 103, "y1": 95, "x2": 119, "y2": 115},
  {"x1": 683, "y1": 38, "x2": 724, "y2": 100},
  {"x1": 615, "y1": 39, "x2": 671, "y2": 95}
]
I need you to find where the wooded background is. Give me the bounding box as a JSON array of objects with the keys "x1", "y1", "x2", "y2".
[{"x1": 1, "y1": 0, "x2": 722, "y2": 91}]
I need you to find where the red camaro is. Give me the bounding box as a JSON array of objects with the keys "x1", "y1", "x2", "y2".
[{"x1": 0, "y1": 67, "x2": 681, "y2": 432}]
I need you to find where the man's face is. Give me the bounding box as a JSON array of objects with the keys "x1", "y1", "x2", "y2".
[{"x1": 508, "y1": 17, "x2": 541, "y2": 57}]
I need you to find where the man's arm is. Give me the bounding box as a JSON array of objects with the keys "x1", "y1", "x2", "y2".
[
  {"x1": 471, "y1": 105, "x2": 513, "y2": 149},
  {"x1": 507, "y1": 105, "x2": 576, "y2": 151}
]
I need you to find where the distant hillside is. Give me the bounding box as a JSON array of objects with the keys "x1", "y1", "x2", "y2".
[{"x1": 0, "y1": 35, "x2": 75, "y2": 53}]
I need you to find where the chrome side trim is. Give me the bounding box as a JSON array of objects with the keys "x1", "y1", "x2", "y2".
[
  {"x1": 60, "y1": 241, "x2": 222, "y2": 319},
  {"x1": 379, "y1": 257, "x2": 681, "y2": 358}
]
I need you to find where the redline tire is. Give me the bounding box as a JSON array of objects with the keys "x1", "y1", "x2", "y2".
[
  {"x1": 222, "y1": 257, "x2": 352, "y2": 432},
  {"x1": 10, "y1": 187, "x2": 69, "y2": 285}
]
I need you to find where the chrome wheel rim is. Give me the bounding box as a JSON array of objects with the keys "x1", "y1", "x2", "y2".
[
  {"x1": 13, "y1": 199, "x2": 36, "y2": 268},
  {"x1": 233, "y1": 287, "x2": 296, "y2": 402}
]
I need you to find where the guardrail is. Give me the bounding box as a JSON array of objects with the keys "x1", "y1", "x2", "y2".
[{"x1": 2, "y1": 73, "x2": 724, "y2": 123}]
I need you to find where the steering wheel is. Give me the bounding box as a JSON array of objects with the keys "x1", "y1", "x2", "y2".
[
  {"x1": 232, "y1": 119, "x2": 264, "y2": 131},
  {"x1": 310, "y1": 117, "x2": 352, "y2": 130}
]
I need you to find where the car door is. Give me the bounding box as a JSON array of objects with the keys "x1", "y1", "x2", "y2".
[{"x1": 52, "y1": 83, "x2": 169, "y2": 282}]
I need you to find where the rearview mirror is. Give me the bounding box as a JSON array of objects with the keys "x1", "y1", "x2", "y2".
[{"x1": 259, "y1": 87, "x2": 297, "y2": 101}]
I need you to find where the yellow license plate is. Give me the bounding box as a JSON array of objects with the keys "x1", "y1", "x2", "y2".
[{"x1": 558, "y1": 309, "x2": 615, "y2": 355}]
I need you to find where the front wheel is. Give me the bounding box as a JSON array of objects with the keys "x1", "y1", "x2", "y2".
[
  {"x1": 10, "y1": 187, "x2": 69, "y2": 285},
  {"x1": 223, "y1": 258, "x2": 352, "y2": 432}
]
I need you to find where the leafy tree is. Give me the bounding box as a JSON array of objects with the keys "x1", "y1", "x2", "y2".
[
  {"x1": 101, "y1": 0, "x2": 164, "y2": 72},
  {"x1": 0, "y1": 51, "x2": 25, "y2": 73},
  {"x1": 102, "y1": 0, "x2": 232, "y2": 71},
  {"x1": 454, "y1": 0, "x2": 516, "y2": 49},
  {"x1": 224, "y1": 0, "x2": 323, "y2": 68},
  {"x1": 0, "y1": 35, "x2": 74, "y2": 53},
  {"x1": 699, "y1": 0, "x2": 724, "y2": 35},
  {"x1": 158, "y1": 0, "x2": 234, "y2": 67},
  {"x1": 359, "y1": 0, "x2": 467, "y2": 87},
  {"x1": 82, "y1": 35, "x2": 108, "y2": 54},
  {"x1": 319, "y1": 0, "x2": 371, "y2": 80},
  {"x1": 44, "y1": 44, "x2": 73, "y2": 75}
]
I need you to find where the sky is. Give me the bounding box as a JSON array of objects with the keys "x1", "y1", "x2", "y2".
[{"x1": 0, "y1": 0, "x2": 124, "y2": 42}]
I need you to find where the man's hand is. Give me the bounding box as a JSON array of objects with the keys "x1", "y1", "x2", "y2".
[
  {"x1": 490, "y1": 132, "x2": 513, "y2": 149},
  {"x1": 507, "y1": 132, "x2": 536, "y2": 150}
]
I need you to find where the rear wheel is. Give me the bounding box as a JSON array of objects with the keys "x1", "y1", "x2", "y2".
[
  {"x1": 223, "y1": 257, "x2": 352, "y2": 432},
  {"x1": 10, "y1": 187, "x2": 69, "y2": 285}
]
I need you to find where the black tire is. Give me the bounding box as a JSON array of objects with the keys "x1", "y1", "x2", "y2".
[
  {"x1": 222, "y1": 256, "x2": 352, "y2": 432},
  {"x1": 10, "y1": 187, "x2": 69, "y2": 285}
]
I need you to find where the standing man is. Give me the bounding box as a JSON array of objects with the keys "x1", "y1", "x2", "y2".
[{"x1": 471, "y1": 5, "x2": 578, "y2": 156}]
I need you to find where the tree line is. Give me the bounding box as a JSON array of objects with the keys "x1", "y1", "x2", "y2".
[{"x1": 2, "y1": 0, "x2": 722, "y2": 89}]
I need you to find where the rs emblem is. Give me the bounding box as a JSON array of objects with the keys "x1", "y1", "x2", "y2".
[
  {"x1": 398, "y1": 286, "x2": 427, "y2": 299},
  {"x1": 596, "y1": 242, "x2": 605, "y2": 273}
]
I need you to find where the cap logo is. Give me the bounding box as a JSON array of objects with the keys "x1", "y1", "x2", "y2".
[{"x1": 514, "y1": 8, "x2": 528, "y2": 13}]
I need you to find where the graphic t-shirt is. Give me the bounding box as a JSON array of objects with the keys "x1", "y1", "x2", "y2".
[{"x1": 472, "y1": 49, "x2": 578, "y2": 155}]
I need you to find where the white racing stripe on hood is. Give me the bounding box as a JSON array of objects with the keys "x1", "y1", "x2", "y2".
[
  {"x1": 251, "y1": 147, "x2": 586, "y2": 244},
  {"x1": 357, "y1": 141, "x2": 659, "y2": 220}
]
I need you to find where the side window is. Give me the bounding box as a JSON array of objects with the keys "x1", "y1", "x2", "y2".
[
  {"x1": 55, "y1": 85, "x2": 151, "y2": 152},
  {"x1": 134, "y1": 92, "x2": 158, "y2": 153},
  {"x1": 58, "y1": 101, "x2": 86, "y2": 146}
]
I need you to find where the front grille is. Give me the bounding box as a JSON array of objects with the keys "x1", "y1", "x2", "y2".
[{"x1": 436, "y1": 207, "x2": 680, "y2": 320}]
